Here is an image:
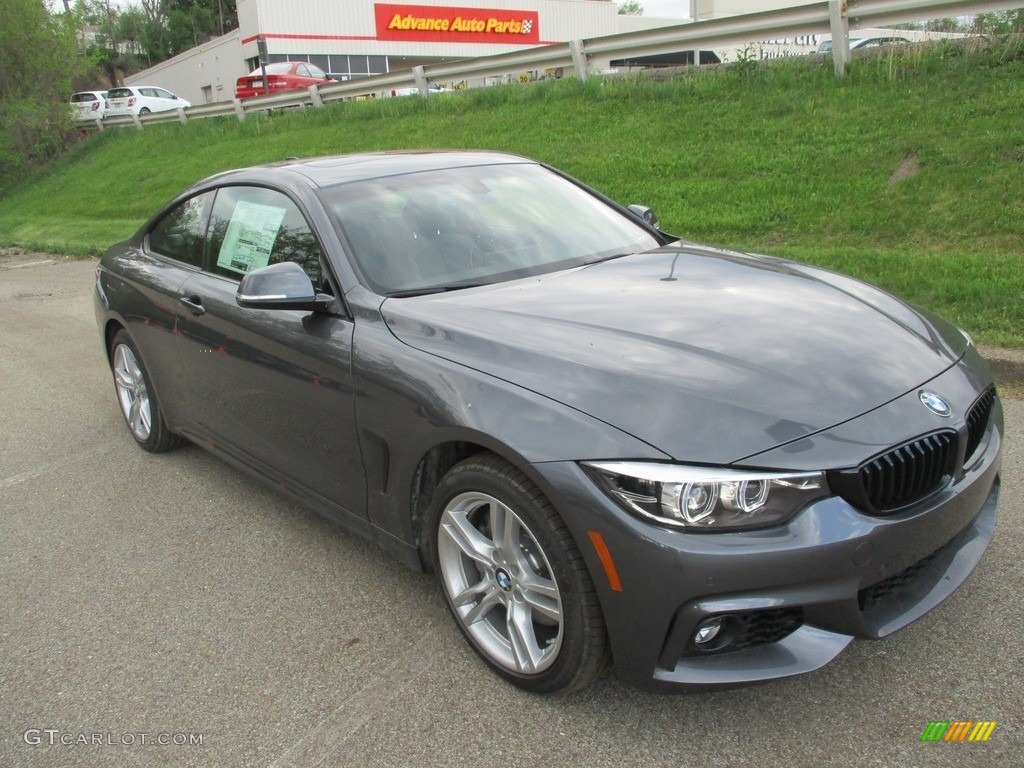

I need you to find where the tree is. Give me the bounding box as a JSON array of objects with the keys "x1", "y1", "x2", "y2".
[
  {"x1": 923, "y1": 17, "x2": 963, "y2": 33},
  {"x1": 75, "y1": 0, "x2": 239, "y2": 86},
  {"x1": 78, "y1": 0, "x2": 133, "y2": 87},
  {"x1": 168, "y1": 0, "x2": 237, "y2": 37},
  {"x1": 0, "y1": 0, "x2": 91, "y2": 192},
  {"x1": 618, "y1": 1, "x2": 644, "y2": 14},
  {"x1": 972, "y1": 10, "x2": 1024, "y2": 34}
]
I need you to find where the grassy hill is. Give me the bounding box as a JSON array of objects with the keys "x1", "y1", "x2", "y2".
[{"x1": 1, "y1": 39, "x2": 1022, "y2": 345}]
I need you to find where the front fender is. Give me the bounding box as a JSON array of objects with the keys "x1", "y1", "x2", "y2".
[{"x1": 350, "y1": 305, "x2": 669, "y2": 555}]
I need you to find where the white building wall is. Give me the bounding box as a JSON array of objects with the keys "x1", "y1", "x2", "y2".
[{"x1": 124, "y1": 29, "x2": 246, "y2": 106}]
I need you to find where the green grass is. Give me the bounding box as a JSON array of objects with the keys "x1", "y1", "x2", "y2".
[{"x1": 1, "y1": 39, "x2": 1022, "y2": 345}]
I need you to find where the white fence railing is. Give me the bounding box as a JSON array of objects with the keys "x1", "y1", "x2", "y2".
[{"x1": 92, "y1": 0, "x2": 1023, "y2": 131}]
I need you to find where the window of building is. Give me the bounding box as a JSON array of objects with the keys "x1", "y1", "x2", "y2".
[{"x1": 260, "y1": 53, "x2": 389, "y2": 81}]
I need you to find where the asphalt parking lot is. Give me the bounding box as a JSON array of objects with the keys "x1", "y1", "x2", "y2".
[{"x1": 1, "y1": 254, "x2": 1021, "y2": 768}]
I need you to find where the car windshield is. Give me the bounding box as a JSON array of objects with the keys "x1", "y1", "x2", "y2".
[
  {"x1": 320, "y1": 163, "x2": 661, "y2": 295},
  {"x1": 107, "y1": 88, "x2": 132, "y2": 98}
]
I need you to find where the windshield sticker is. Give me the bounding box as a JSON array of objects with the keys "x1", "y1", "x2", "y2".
[{"x1": 216, "y1": 201, "x2": 287, "y2": 275}]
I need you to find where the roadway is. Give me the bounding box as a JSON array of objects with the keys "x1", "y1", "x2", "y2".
[{"x1": 1, "y1": 254, "x2": 1020, "y2": 767}]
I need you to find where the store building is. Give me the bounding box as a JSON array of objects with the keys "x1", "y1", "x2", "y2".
[
  {"x1": 127, "y1": 0, "x2": 658, "y2": 105},
  {"x1": 238, "y1": 0, "x2": 629, "y2": 81}
]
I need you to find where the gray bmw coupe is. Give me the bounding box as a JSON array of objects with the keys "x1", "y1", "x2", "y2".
[{"x1": 94, "y1": 152, "x2": 1002, "y2": 693}]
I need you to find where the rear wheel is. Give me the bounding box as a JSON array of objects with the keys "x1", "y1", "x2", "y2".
[
  {"x1": 138, "y1": 107, "x2": 151, "y2": 116},
  {"x1": 109, "y1": 330, "x2": 183, "y2": 453},
  {"x1": 429, "y1": 454, "x2": 608, "y2": 694}
]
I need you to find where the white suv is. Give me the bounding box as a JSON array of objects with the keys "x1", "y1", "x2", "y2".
[{"x1": 104, "y1": 86, "x2": 191, "y2": 118}]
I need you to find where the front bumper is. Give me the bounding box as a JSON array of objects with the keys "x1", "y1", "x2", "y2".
[{"x1": 530, "y1": 399, "x2": 1002, "y2": 692}]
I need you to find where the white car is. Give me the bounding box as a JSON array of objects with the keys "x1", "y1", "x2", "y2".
[
  {"x1": 104, "y1": 86, "x2": 191, "y2": 118},
  {"x1": 70, "y1": 91, "x2": 107, "y2": 122},
  {"x1": 818, "y1": 36, "x2": 911, "y2": 53},
  {"x1": 389, "y1": 83, "x2": 452, "y2": 97}
]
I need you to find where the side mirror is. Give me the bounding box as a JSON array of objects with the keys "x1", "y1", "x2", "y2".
[
  {"x1": 236, "y1": 262, "x2": 329, "y2": 311},
  {"x1": 628, "y1": 204, "x2": 660, "y2": 230}
]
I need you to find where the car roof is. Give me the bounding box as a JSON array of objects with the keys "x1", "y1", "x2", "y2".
[
  {"x1": 199, "y1": 151, "x2": 533, "y2": 190},
  {"x1": 248, "y1": 62, "x2": 304, "y2": 74}
]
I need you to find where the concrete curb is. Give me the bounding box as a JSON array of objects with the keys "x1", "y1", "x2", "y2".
[{"x1": 980, "y1": 347, "x2": 1024, "y2": 391}]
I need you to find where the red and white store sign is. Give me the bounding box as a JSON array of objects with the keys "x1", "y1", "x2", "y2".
[{"x1": 374, "y1": 3, "x2": 541, "y2": 44}]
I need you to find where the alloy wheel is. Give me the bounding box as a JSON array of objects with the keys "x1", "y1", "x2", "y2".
[
  {"x1": 437, "y1": 491, "x2": 564, "y2": 675},
  {"x1": 112, "y1": 343, "x2": 152, "y2": 441}
]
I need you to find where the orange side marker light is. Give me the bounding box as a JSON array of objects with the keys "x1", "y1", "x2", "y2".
[{"x1": 587, "y1": 530, "x2": 623, "y2": 592}]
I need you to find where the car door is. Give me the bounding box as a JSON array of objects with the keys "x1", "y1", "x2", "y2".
[
  {"x1": 137, "y1": 87, "x2": 160, "y2": 112},
  {"x1": 152, "y1": 87, "x2": 185, "y2": 109},
  {"x1": 173, "y1": 185, "x2": 366, "y2": 517},
  {"x1": 108, "y1": 190, "x2": 214, "y2": 422}
]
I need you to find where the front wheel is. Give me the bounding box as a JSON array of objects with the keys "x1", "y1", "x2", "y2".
[
  {"x1": 109, "y1": 330, "x2": 183, "y2": 453},
  {"x1": 429, "y1": 455, "x2": 608, "y2": 694}
]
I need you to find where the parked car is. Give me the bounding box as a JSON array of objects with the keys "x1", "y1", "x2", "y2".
[
  {"x1": 235, "y1": 61, "x2": 334, "y2": 99},
  {"x1": 819, "y1": 36, "x2": 912, "y2": 53},
  {"x1": 70, "y1": 90, "x2": 107, "y2": 121},
  {"x1": 389, "y1": 83, "x2": 452, "y2": 97},
  {"x1": 104, "y1": 86, "x2": 191, "y2": 118},
  {"x1": 94, "y1": 151, "x2": 1002, "y2": 694}
]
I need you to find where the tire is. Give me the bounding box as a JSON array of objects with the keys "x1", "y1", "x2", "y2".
[
  {"x1": 138, "y1": 107, "x2": 151, "y2": 116},
  {"x1": 109, "y1": 330, "x2": 184, "y2": 453},
  {"x1": 429, "y1": 454, "x2": 608, "y2": 694}
]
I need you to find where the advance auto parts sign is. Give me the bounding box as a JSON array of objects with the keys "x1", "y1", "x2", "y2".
[{"x1": 375, "y1": 4, "x2": 540, "y2": 44}]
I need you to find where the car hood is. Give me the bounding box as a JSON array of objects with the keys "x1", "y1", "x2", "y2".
[{"x1": 380, "y1": 247, "x2": 967, "y2": 463}]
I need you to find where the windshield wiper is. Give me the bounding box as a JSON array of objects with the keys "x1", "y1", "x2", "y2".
[
  {"x1": 577, "y1": 252, "x2": 633, "y2": 267},
  {"x1": 384, "y1": 279, "x2": 493, "y2": 298}
]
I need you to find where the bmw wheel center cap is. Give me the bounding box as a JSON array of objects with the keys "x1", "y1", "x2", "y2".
[{"x1": 495, "y1": 569, "x2": 513, "y2": 591}]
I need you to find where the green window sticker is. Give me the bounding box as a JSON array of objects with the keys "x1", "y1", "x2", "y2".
[{"x1": 216, "y1": 200, "x2": 288, "y2": 275}]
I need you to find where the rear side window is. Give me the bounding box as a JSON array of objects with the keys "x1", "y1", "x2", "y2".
[
  {"x1": 148, "y1": 193, "x2": 214, "y2": 267},
  {"x1": 206, "y1": 186, "x2": 323, "y2": 283}
]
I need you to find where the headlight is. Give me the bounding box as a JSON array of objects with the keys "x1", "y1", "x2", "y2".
[{"x1": 583, "y1": 461, "x2": 830, "y2": 531}]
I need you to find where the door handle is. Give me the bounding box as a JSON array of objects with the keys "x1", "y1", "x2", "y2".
[{"x1": 180, "y1": 295, "x2": 206, "y2": 316}]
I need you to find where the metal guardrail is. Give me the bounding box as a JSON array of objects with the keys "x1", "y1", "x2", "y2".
[{"x1": 89, "y1": 0, "x2": 1023, "y2": 130}]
